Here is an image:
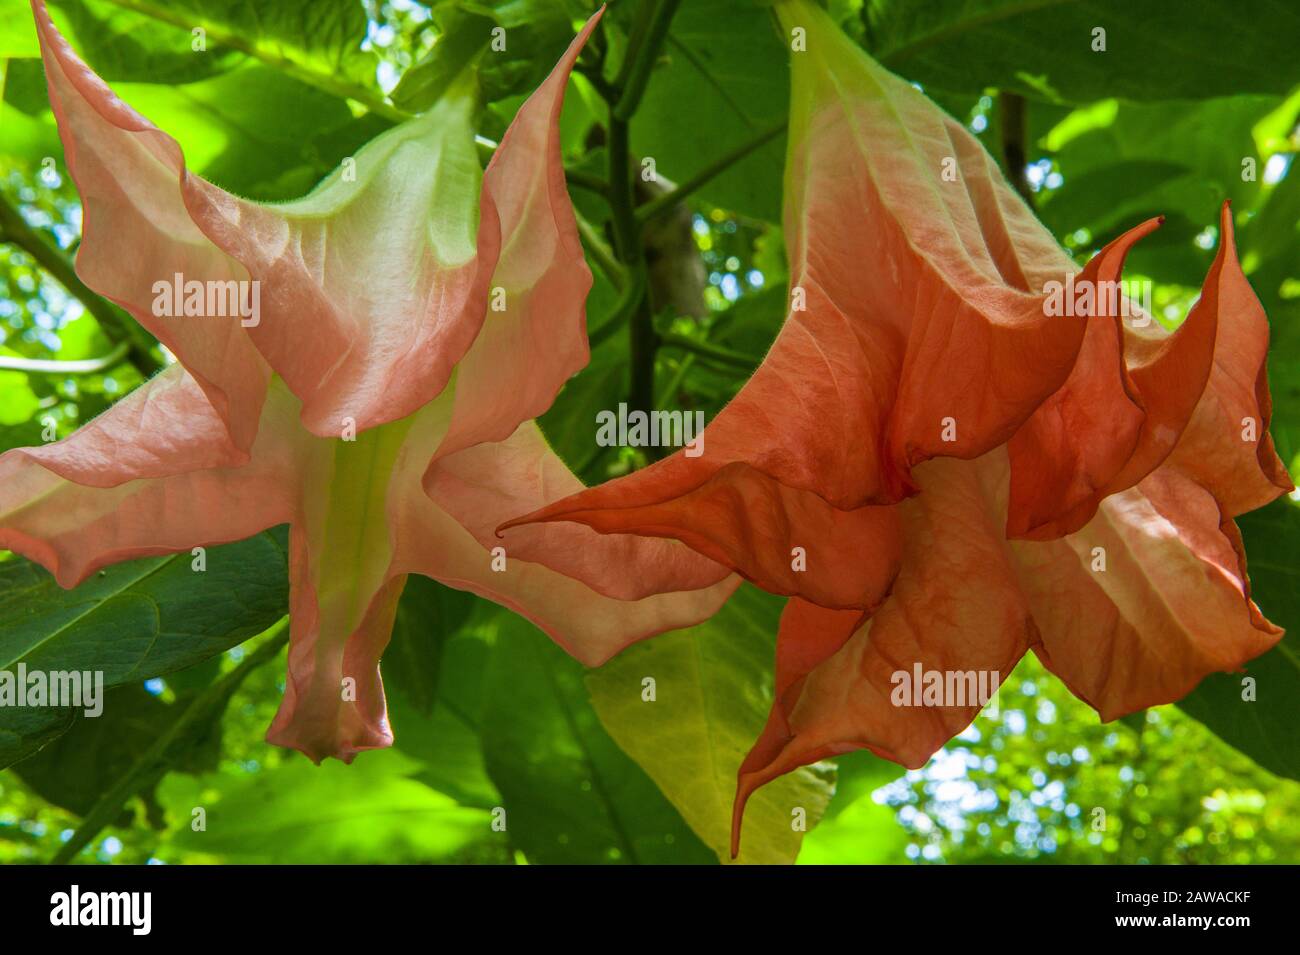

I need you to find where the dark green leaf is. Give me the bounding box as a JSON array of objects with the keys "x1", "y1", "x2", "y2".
[
  {"x1": 479, "y1": 613, "x2": 715, "y2": 864},
  {"x1": 631, "y1": 0, "x2": 788, "y2": 221},
  {"x1": 867, "y1": 0, "x2": 1300, "y2": 102},
  {"x1": 45, "y1": 0, "x2": 239, "y2": 83},
  {"x1": 12, "y1": 683, "x2": 169, "y2": 816},
  {"x1": 0, "y1": 527, "x2": 288, "y2": 768},
  {"x1": 384, "y1": 575, "x2": 477, "y2": 716}
]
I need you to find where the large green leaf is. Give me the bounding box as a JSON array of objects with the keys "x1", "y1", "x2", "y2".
[
  {"x1": 631, "y1": 0, "x2": 788, "y2": 221},
  {"x1": 796, "y1": 792, "x2": 909, "y2": 864},
  {"x1": 586, "y1": 584, "x2": 835, "y2": 864},
  {"x1": 479, "y1": 614, "x2": 715, "y2": 864},
  {"x1": 384, "y1": 574, "x2": 477, "y2": 717},
  {"x1": 112, "y1": 64, "x2": 365, "y2": 198},
  {"x1": 794, "y1": 749, "x2": 908, "y2": 862},
  {"x1": 865, "y1": 0, "x2": 1300, "y2": 103},
  {"x1": 74, "y1": 0, "x2": 377, "y2": 86},
  {"x1": 43, "y1": 0, "x2": 240, "y2": 83},
  {"x1": 0, "y1": 527, "x2": 288, "y2": 768},
  {"x1": 158, "y1": 748, "x2": 497, "y2": 863},
  {"x1": 11, "y1": 683, "x2": 173, "y2": 816},
  {"x1": 0, "y1": 95, "x2": 62, "y2": 165},
  {"x1": 6, "y1": 43, "x2": 378, "y2": 200},
  {"x1": 390, "y1": 8, "x2": 495, "y2": 114},
  {"x1": 1177, "y1": 500, "x2": 1300, "y2": 781}
]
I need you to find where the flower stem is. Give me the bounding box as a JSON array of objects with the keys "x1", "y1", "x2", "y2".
[{"x1": 613, "y1": 0, "x2": 682, "y2": 121}]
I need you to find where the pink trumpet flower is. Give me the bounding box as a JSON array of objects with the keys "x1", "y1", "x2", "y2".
[{"x1": 0, "y1": 1, "x2": 735, "y2": 762}]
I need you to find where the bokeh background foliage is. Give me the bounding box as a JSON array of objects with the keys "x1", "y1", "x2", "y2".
[{"x1": 0, "y1": 0, "x2": 1298, "y2": 864}]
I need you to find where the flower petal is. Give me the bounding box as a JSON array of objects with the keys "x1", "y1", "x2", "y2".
[
  {"x1": 265, "y1": 408, "x2": 421, "y2": 761},
  {"x1": 32, "y1": 0, "x2": 270, "y2": 451},
  {"x1": 270, "y1": 394, "x2": 736, "y2": 761},
  {"x1": 501, "y1": 454, "x2": 902, "y2": 608},
  {"x1": 1007, "y1": 203, "x2": 1276, "y2": 540},
  {"x1": 430, "y1": 420, "x2": 733, "y2": 602},
  {"x1": 732, "y1": 452, "x2": 1032, "y2": 855},
  {"x1": 436, "y1": 10, "x2": 602, "y2": 459},
  {"x1": 1159, "y1": 236, "x2": 1294, "y2": 517},
  {"x1": 0, "y1": 367, "x2": 303, "y2": 587},
  {"x1": 729, "y1": 447, "x2": 1286, "y2": 853},
  {"x1": 266, "y1": 557, "x2": 407, "y2": 763},
  {"x1": 33, "y1": 0, "x2": 509, "y2": 440},
  {"x1": 505, "y1": 0, "x2": 1095, "y2": 601},
  {"x1": 180, "y1": 81, "x2": 496, "y2": 437},
  {"x1": 411, "y1": 421, "x2": 738, "y2": 666},
  {"x1": 1012, "y1": 466, "x2": 1282, "y2": 721}
]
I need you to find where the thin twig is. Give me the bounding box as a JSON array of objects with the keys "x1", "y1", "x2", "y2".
[
  {"x1": 0, "y1": 341, "x2": 129, "y2": 374},
  {"x1": 607, "y1": 116, "x2": 657, "y2": 412},
  {"x1": 655, "y1": 352, "x2": 694, "y2": 406},
  {"x1": 605, "y1": 0, "x2": 684, "y2": 413},
  {"x1": 659, "y1": 331, "x2": 759, "y2": 370},
  {"x1": 0, "y1": 194, "x2": 160, "y2": 377}
]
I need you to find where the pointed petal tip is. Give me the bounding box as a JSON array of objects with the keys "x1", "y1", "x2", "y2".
[
  {"x1": 729, "y1": 781, "x2": 750, "y2": 860},
  {"x1": 265, "y1": 725, "x2": 393, "y2": 765}
]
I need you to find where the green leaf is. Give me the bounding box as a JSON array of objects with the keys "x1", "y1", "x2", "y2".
[
  {"x1": 390, "y1": 9, "x2": 493, "y2": 114},
  {"x1": 12, "y1": 683, "x2": 171, "y2": 816},
  {"x1": 866, "y1": 0, "x2": 1300, "y2": 103},
  {"x1": 1176, "y1": 500, "x2": 1300, "y2": 781},
  {"x1": 479, "y1": 613, "x2": 715, "y2": 864},
  {"x1": 630, "y1": 0, "x2": 788, "y2": 221},
  {"x1": 586, "y1": 584, "x2": 835, "y2": 864},
  {"x1": 823, "y1": 748, "x2": 906, "y2": 820},
  {"x1": 45, "y1": 0, "x2": 240, "y2": 84},
  {"x1": 470, "y1": 0, "x2": 588, "y2": 104},
  {"x1": 0, "y1": 527, "x2": 288, "y2": 768},
  {"x1": 796, "y1": 790, "x2": 909, "y2": 864},
  {"x1": 113, "y1": 63, "x2": 363, "y2": 199},
  {"x1": 71, "y1": 0, "x2": 377, "y2": 86},
  {"x1": 0, "y1": 95, "x2": 62, "y2": 165},
  {"x1": 385, "y1": 575, "x2": 477, "y2": 716},
  {"x1": 0, "y1": 417, "x2": 45, "y2": 455},
  {"x1": 1037, "y1": 97, "x2": 1282, "y2": 285},
  {"x1": 384, "y1": 580, "x2": 500, "y2": 810},
  {"x1": 0, "y1": 0, "x2": 39, "y2": 57},
  {"x1": 0, "y1": 370, "x2": 39, "y2": 426},
  {"x1": 158, "y1": 749, "x2": 497, "y2": 863},
  {"x1": 389, "y1": 695, "x2": 501, "y2": 810}
]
